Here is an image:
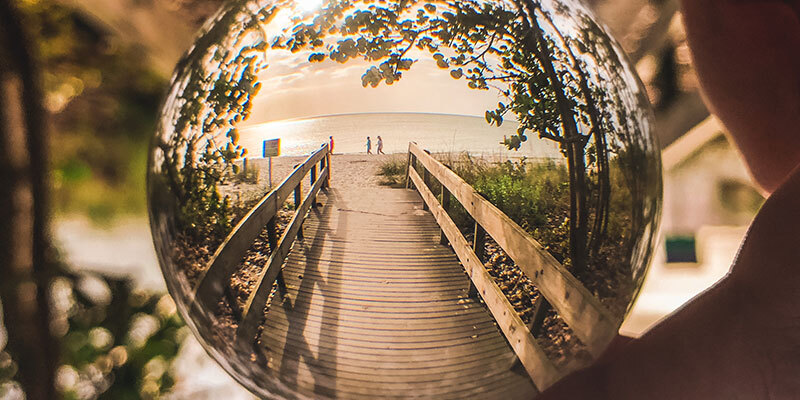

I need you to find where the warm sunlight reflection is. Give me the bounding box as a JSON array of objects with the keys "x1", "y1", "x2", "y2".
[{"x1": 296, "y1": 0, "x2": 323, "y2": 12}]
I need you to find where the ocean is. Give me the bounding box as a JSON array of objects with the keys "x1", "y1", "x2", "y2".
[{"x1": 238, "y1": 113, "x2": 563, "y2": 161}]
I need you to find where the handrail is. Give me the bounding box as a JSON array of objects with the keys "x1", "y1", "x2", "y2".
[
  {"x1": 237, "y1": 163, "x2": 329, "y2": 346},
  {"x1": 407, "y1": 166, "x2": 562, "y2": 389},
  {"x1": 192, "y1": 144, "x2": 331, "y2": 315},
  {"x1": 406, "y1": 142, "x2": 619, "y2": 388}
]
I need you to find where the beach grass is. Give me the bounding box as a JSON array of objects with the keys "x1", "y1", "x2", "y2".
[{"x1": 376, "y1": 156, "x2": 409, "y2": 187}]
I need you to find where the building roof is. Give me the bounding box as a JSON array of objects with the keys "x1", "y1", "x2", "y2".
[{"x1": 661, "y1": 116, "x2": 725, "y2": 170}]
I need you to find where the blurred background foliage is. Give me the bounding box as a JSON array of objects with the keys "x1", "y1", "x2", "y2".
[
  {"x1": 3, "y1": 0, "x2": 199, "y2": 398},
  {"x1": 16, "y1": 0, "x2": 165, "y2": 223},
  {"x1": 50, "y1": 269, "x2": 185, "y2": 399},
  {"x1": 1, "y1": 262, "x2": 186, "y2": 399}
]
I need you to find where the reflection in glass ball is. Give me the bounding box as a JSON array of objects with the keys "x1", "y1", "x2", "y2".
[{"x1": 148, "y1": 0, "x2": 661, "y2": 398}]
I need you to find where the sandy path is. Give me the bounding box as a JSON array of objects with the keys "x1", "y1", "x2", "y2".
[{"x1": 221, "y1": 153, "x2": 406, "y2": 203}]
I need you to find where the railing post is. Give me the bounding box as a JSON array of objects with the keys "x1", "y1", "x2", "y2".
[
  {"x1": 405, "y1": 145, "x2": 413, "y2": 189},
  {"x1": 310, "y1": 163, "x2": 317, "y2": 208},
  {"x1": 324, "y1": 149, "x2": 331, "y2": 188},
  {"x1": 266, "y1": 217, "x2": 279, "y2": 252},
  {"x1": 421, "y1": 167, "x2": 430, "y2": 211},
  {"x1": 469, "y1": 222, "x2": 487, "y2": 297},
  {"x1": 440, "y1": 186, "x2": 450, "y2": 245},
  {"x1": 294, "y1": 182, "x2": 303, "y2": 240},
  {"x1": 528, "y1": 297, "x2": 552, "y2": 337},
  {"x1": 265, "y1": 217, "x2": 287, "y2": 292}
]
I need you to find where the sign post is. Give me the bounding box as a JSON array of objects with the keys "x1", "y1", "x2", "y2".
[{"x1": 262, "y1": 138, "x2": 280, "y2": 189}]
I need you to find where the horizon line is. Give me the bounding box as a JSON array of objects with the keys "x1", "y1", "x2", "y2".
[{"x1": 239, "y1": 111, "x2": 520, "y2": 129}]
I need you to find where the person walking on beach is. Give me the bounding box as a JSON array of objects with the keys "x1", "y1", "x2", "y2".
[
  {"x1": 376, "y1": 136, "x2": 385, "y2": 154},
  {"x1": 366, "y1": 136, "x2": 372, "y2": 154},
  {"x1": 329, "y1": 136, "x2": 334, "y2": 154}
]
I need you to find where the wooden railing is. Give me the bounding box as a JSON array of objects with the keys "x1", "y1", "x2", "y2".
[
  {"x1": 406, "y1": 142, "x2": 619, "y2": 390},
  {"x1": 191, "y1": 143, "x2": 331, "y2": 346}
]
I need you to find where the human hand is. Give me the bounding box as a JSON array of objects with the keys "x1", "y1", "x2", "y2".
[{"x1": 538, "y1": 1, "x2": 800, "y2": 398}]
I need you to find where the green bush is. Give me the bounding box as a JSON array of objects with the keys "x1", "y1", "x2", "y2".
[
  {"x1": 376, "y1": 157, "x2": 409, "y2": 187},
  {"x1": 438, "y1": 152, "x2": 643, "y2": 313},
  {"x1": 447, "y1": 156, "x2": 572, "y2": 264}
]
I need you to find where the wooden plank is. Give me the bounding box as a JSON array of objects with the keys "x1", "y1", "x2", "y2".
[
  {"x1": 259, "y1": 185, "x2": 537, "y2": 399},
  {"x1": 236, "y1": 166, "x2": 329, "y2": 347},
  {"x1": 409, "y1": 143, "x2": 618, "y2": 357},
  {"x1": 191, "y1": 146, "x2": 329, "y2": 307},
  {"x1": 409, "y1": 168, "x2": 562, "y2": 390}
]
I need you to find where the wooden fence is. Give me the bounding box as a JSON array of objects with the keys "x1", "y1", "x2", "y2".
[
  {"x1": 406, "y1": 142, "x2": 619, "y2": 390},
  {"x1": 191, "y1": 144, "x2": 331, "y2": 347}
]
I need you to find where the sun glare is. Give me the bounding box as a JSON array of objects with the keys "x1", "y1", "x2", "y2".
[{"x1": 296, "y1": 0, "x2": 324, "y2": 12}]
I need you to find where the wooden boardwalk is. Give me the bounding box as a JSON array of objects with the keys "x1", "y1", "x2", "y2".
[
  {"x1": 256, "y1": 186, "x2": 538, "y2": 399},
  {"x1": 192, "y1": 144, "x2": 617, "y2": 397}
]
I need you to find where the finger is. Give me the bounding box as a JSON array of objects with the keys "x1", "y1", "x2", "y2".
[{"x1": 681, "y1": 0, "x2": 800, "y2": 193}]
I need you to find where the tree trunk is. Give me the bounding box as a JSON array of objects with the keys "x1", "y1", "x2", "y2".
[
  {"x1": 569, "y1": 141, "x2": 590, "y2": 276},
  {"x1": 541, "y1": 11, "x2": 611, "y2": 257},
  {"x1": 0, "y1": 2, "x2": 59, "y2": 399},
  {"x1": 515, "y1": 0, "x2": 590, "y2": 276}
]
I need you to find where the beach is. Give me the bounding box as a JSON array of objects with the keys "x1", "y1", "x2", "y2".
[
  {"x1": 237, "y1": 113, "x2": 563, "y2": 159},
  {"x1": 221, "y1": 153, "x2": 405, "y2": 204}
]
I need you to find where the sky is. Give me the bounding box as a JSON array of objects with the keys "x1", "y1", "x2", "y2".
[
  {"x1": 242, "y1": 51, "x2": 504, "y2": 126},
  {"x1": 240, "y1": 5, "x2": 504, "y2": 127}
]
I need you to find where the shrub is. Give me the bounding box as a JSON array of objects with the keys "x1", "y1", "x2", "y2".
[
  {"x1": 376, "y1": 156, "x2": 409, "y2": 187},
  {"x1": 232, "y1": 163, "x2": 259, "y2": 185}
]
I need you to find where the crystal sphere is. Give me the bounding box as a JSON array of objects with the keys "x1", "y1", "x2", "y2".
[{"x1": 148, "y1": 0, "x2": 661, "y2": 398}]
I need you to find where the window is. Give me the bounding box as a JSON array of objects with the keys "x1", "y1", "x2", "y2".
[{"x1": 665, "y1": 235, "x2": 697, "y2": 263}]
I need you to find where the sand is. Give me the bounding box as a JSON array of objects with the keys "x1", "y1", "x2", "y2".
[
  {"x1": 223, "y1": 153, "x2": 406, "y2": 203},
  {"x1": 213, "y1": 150, "x2": 589, "y2": 370}
]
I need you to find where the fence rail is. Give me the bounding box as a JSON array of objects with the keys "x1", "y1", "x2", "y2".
[
  {"x1": 406, "y1": 142, "x2": 619, "y2": 390},
  {"x1": 191, "y1": 144, "x2": 331, "y2": 341}
]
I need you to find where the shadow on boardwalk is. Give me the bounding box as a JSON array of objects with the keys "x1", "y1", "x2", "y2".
[
  {"x1": 278, "y1": 189, "x2": 345, "y2": 398},
  {"x1": 257, "y1": 184, "x2": 537, "y2": 399}
]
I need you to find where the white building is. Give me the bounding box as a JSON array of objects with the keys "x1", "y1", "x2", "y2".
[{"x1": 622, "y1": 116, "x2": 764, "y2": 335}]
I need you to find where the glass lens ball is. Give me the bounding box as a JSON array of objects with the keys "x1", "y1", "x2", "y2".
[{"x1": 148, "y1": 0, "x2": 662, "y2": 398}]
